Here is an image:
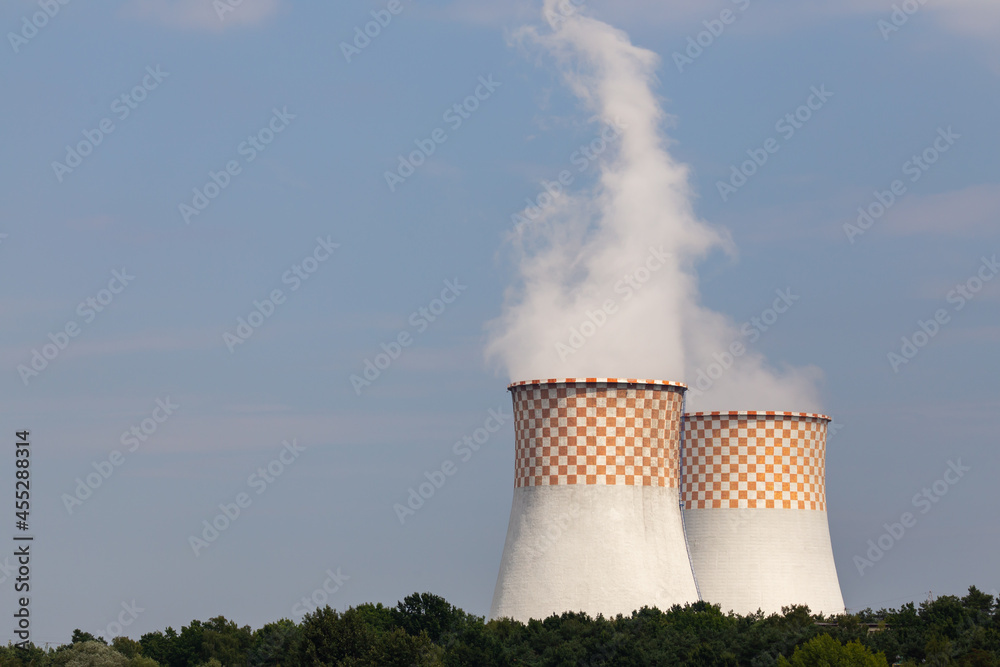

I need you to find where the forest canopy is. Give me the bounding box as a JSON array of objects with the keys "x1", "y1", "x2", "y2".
[{"x1": 4, "y1": 587, "x2": 1000, "y2": 666}]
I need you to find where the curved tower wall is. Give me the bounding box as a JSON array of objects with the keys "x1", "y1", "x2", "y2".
[
  {"x1": 680, "y1": 411, "x2": 845, "y2": 616},
  {"x1": 490, "y1": 378, "x2": 699, "y2": 622}
]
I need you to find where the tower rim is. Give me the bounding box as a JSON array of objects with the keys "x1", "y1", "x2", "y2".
[
  {"x1": 683, "y1": 410, "x2": 831, "y2": 422},
  {"x1": 507, "y1": 378, "x2": 688, "y2": 391}
]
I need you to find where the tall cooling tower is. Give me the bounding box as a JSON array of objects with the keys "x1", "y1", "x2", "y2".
[
  {"x1": 490, "y1": 378, "x2": 699, "y2": 622},
  {"x1": 680, "y1": 411, "x2": 845, "y2": 616}
]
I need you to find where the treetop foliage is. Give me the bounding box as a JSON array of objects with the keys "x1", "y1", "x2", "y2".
[{"x1": 3, "y1": 587, "x2": 999, "y2": 666}]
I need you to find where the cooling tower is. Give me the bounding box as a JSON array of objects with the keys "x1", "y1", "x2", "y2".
[
  {"x1": 490, "y1": 378, "x2": 699, "y2": 622},
  {"x1": 680, "y1": 411, "x2": 845, "y2": 616}
]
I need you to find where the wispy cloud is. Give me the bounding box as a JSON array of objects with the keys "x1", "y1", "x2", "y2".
[
  {"x1": 0, "y1": 329, "x2": 218, "y2": 369},
  {"x1": 840, "y1": 0, "x2": 1000, "y2": 37},
  {"x1": 441, "y1": 0, "x2": 735, "y2": 31},
  {"x1": 437, "y1": 0, "x2": 536, "y2": 27},
  {"x1": 443, "y1": 0, "x2": 1000, "y2": 41},
  {"x1": 948, "y1": 325, "x2": 1000, "y2": 343},
  {"x1": 15, "y1": 400, "x2": 491, "y2": 456},
  {"x1": 121, "y1": 0, "x2": 281, "y2": 32},
  {"x1": 727, "y1": 182, "x2": 1000, "y2": 245},
  {"x1": 882, "y1": 184, "x2": 1000, "y2": 238}
]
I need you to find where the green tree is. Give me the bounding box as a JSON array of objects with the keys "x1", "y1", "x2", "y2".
[
  {"x1": 139, "y1": 628, "x2": 178, "y2": 667},
  {"x1": 125, "y1": 658, "x2": 160, "y2": 667},
  {"x1": 109, "y1": 639, "x2": 141, "y2": 660},
  {"x1": 12, "y1": 585, "x2": 1000, "y2": 666},
  {"x1": 368, "y1": 628, "x2": 436, "y2": 667},
  {"x1": 391, "y1": 593, "x2": 476, "y2": 643},
  {"x1": 71, "y1": 632, "x2": 105, "y2": 646},
  {"x1": 778, "y1": 634, "x2": 889, "y2": 667},
  {"x1": 52, "y1": 641, "x2": 127, "y2": 667},
  {"x1": 198, "y1": 617, "x2": 252, "y2": 666},
  {"x1": 0, "y1": 642, "x2": 48, "y2": 667},
  {"x1": 924, "y1": 635, "x2": 956, "y2": 667},
  {"x1": 963, "y1": 587, "x2": 995, "y2": 616},
  {"x1": 298, "y1": 606, "x2": 376, "y2": 666},
  {"x1": 248, "y1": 619, "x2": 300, "y2": 667}
]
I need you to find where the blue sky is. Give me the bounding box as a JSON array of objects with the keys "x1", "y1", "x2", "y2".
[{"x1": 1, "y1": 0, "x2": 998, "y2": 645}]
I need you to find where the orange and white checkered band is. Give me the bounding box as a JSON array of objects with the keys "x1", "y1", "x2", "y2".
[
  {"x1": 509, "y1": 380, "x2": 686, "y2": 488},
  {"x1": 680, "y1": 412, "x2": 830, "y2": 511}
]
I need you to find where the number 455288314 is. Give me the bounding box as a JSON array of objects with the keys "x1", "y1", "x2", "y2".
[{"x1": 15, "y1": 431, "x2": 29, "y2": 530}]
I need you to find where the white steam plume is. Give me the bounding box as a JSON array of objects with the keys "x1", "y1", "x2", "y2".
[{"x1": 486, "y1": 1, "x2": 822, "y2": 412}]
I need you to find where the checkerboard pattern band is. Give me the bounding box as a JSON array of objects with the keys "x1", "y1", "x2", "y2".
[
  {"x1": 680, "y1": 413, "x2": 829, "y2": 511},
  {"x1": 509, "y1": 378, "x2": 687, "y2": 390},
  {"x1": 511, "y1": 380, "x2": 685, "y2": 488}
]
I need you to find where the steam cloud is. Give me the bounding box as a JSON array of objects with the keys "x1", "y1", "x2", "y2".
[{"x1": 486, "y1": 1, "x2": 822, "y2": 412}]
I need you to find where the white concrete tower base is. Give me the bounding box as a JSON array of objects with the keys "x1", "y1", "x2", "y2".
[
  {"x1": 490, "y1": 379, "x2": 698, "y2": 622},
  {"x1": 491, "y1": 484, "x2": 699, "y2": 621},
  {"x1": 681, "y1": 411, "x2": 845, "y2": 617},
  {"x1": 683, "y1": 508, "x2": 844, "y2": 615}
]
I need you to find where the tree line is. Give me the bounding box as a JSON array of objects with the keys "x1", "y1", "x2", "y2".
[{"x1": 3, "y1": 586, "x2": 1000, "y2": 666}]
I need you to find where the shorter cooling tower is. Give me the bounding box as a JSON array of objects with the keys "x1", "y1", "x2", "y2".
[
  {"x1": 490, "y1": 378, "x2": 699, "y2": 622},
  {"x1": 680, "y1": 411, "x2": 845, "y2": 616}
]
